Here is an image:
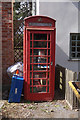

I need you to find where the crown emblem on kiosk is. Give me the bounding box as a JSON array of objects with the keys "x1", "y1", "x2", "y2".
[{"x1": 38, "y1": 18, "x2": 42, "y2": 22}]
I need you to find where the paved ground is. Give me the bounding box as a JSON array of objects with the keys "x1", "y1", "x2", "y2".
[
  {"x1": 0, "y1": 100, "x2": 4, "y2": 108},
  {"x1": 1, "y1": 90, "x2": 79, "y2": 119},
  {"x1": 1, "y1": 100, "x2": 79, "y2": 119},
  {"x1": 0, "y1": 100, "x2": 5, "y2": 120}
]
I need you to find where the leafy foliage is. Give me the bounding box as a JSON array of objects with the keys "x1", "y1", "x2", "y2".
[
  {"x1": 13, "y1": 2, "x2": 32, "y2": 20},
  {"x1": 13, "y1": 2, "x2": 32, "y2": 62},
  {"x1": 13, "y1": 2, "x2": 32, "y2": 47}
]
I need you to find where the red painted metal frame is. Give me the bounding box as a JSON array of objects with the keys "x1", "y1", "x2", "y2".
[
  {"x1": 24, "y1": 15, "x2": 56, "y2": 28},
  {"x1": 24, "y1": 16, "x2": 56, "y2": 101}
]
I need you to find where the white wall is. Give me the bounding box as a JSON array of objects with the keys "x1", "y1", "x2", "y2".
[{"x1": 39, "y1": 2, "x2": 79, "y2": 72}]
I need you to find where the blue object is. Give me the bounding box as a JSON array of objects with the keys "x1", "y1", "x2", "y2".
[{"x1": 8, "y1": 75, "x2": 24, "y2": 103}]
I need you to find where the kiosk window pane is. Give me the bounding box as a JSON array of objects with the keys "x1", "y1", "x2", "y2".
[
  {"x1": 33, "y1": 49, "x2": 47, "y2": 55},
  {"x1": 34, "y1": 34, "x2": 47, "y2": 40},
  {"x1": 34, "y1": 41, "x2": 47, "y2": 48}
]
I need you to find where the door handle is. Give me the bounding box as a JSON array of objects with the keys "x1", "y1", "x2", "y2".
[{"x1": 51, "y1": 62, "x2": 53, "y2": 66}]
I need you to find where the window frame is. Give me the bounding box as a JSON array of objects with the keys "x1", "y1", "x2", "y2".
[{"x1": 70, "y1": 33, "x2": 80, "y2": 60}]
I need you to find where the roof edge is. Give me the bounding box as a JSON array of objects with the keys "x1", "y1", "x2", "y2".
[{"x1": 24, "y1": 15, "x2": 56, "y2": 22}]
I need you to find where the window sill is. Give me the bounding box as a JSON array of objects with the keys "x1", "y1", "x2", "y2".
[{"x1": 68, "y1": 59, "x2": 80, "y2": 61}]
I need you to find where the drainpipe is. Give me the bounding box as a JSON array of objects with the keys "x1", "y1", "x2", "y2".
[
  {"x1": 32, "y1": 0, "x2": 36, "y2": 16},
  {"x1": 36, "y1": 0, "x2": 39, "y2": 15}
]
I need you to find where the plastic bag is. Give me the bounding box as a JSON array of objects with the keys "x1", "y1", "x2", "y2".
[{"x1": 7, "y1": 62, "x2": 23, "y2": 78}]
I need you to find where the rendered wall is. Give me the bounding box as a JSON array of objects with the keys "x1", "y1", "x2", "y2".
[{"x1": 39, "y1": 2, "x2": 79, "y2": 72}]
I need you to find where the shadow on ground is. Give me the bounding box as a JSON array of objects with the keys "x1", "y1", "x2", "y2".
[{"x1": 2, "y1": 88, "x2": 65, "y2": 103}]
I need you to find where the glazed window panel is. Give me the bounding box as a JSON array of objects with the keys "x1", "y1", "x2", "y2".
[
  {"x1": 34, "y1": 34, "x2": 47, "y2": 40},
  {"x1": 70, "y1": 33, "x2": 80, "y2": 59},
  {"x1": 33, "y1": 41, "x2": 47, "y2": 48}
]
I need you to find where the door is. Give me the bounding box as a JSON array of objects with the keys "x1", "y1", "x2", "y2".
[{"x1": 26, "y1": 30, "x2": 55, "y2": 101}]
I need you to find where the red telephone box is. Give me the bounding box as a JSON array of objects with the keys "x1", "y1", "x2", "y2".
[{"x1": 23, "y1": 16, "x2": 56, "y2": 101}]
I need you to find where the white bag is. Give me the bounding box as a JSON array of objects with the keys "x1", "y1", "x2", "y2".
[{"x1": 7, "y1": 62, "x2": 23, "y2": 78}]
